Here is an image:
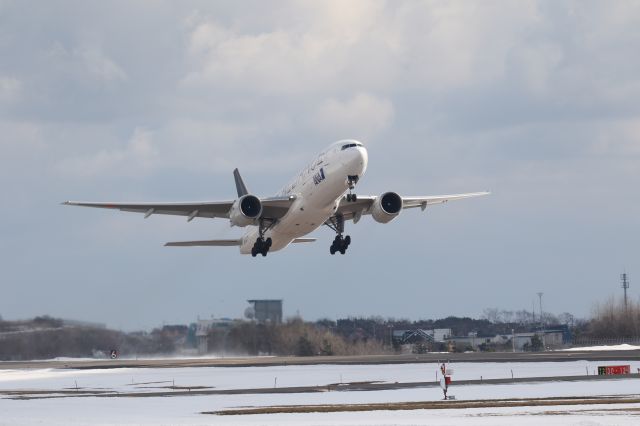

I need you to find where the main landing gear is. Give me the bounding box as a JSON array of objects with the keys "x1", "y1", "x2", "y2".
[
  {"x1": 251, "y1": 237, "x2": 272, "y2": 257},
  {"x1": 346, "y1": 175, "x2": 359, "y2": 202},
  {"x1": 251, "y1": 218, "x2": 275, "y2": 257},
  {"x1": 325, "y1": 214, "x2": 351, "y2": 255},
  {"x1": 330, "y1": 234, "x2": 350, "y2": 255}
]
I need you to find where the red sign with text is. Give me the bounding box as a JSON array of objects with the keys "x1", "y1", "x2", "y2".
[{"x1": 597, "y1": 365, "x2": 630, "y2": 375}]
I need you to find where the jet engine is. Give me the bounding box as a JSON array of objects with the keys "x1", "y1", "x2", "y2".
[
  {"x1": 229, "y1": 194, "x2": 262, "y2": 227},
  {"x1": 371, "y1": 192, "x2": 402, "y2": 223}
]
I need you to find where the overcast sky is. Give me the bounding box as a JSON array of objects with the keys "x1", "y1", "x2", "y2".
[{"x1": 1, "y1": 1, "x2": 639, "y2": 330}]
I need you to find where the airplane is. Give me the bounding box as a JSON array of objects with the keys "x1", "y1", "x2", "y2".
[{"x1": 64, "y1": 140, "x2": 489, "y2": 257}]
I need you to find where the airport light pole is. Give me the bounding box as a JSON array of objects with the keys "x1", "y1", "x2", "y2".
[
  {"x1": 537, "y1": 292, "x2": 544, "y2": 329},
  {"x1": 537, "y1": 292, "x2": 545, "y2": 350}
]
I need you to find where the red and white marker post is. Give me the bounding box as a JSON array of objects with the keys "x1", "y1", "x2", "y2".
[{"x1": 439, "y1": 362, "x2": 454, "y2": 400}]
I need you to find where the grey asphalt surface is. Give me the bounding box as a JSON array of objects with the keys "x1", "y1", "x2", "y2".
[{"x1": 2, "y1": 350, "x2": 639, "y2": 370}]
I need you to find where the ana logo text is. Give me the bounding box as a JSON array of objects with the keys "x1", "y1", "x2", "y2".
[{"x1": 313, "y1": 168, "x2": 326, "y2": 185}]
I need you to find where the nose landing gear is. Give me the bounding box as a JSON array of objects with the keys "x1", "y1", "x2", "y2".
[
  {"x1": 346, "y1": 175, "x2": 359, "y2": 202},
  {"x1": 325, "y1": 214, "x2": 351, "y2": 255}
]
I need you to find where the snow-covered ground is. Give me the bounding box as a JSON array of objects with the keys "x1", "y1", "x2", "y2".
[
  {"x1": 2, "y1": 360, "x2": 639, "y2": 391},
  {"x1": 560, "y1": 344, "x2": 640, "y2": 351},
  {"x1": 1, "y1": 360, "x2": 639, "y2": 425}
]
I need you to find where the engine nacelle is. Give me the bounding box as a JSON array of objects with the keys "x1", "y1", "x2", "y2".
[
  {"x1": 229, "y1": 194, "x2": 262, "y2": 227},
  {"x1": 371, "y1": 192, "x2": 402, "y2": 224}
]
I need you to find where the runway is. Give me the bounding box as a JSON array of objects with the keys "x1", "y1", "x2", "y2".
[
  {"x1": 3, "y1": 357, "x2": 640, "y2": 425},
  {"x1": 2, "y1": 349, "x2": 640, "y2": 370}
]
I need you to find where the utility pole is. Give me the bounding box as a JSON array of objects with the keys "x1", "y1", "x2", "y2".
[
  {"x1": 537, "y1": 292, "x2": 544, "y2": 329},
  {"x1": 621, "y1": 272, "x2": 630, "y2": 310},
  {"x1": 537, "y1": 292, "x2": 545, "y2": 351}
]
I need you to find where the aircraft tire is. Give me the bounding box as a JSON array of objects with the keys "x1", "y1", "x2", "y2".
[
  {"x1": 344, "y1": 235, "x2": 351, "y2": 245},
  {"x1": 330, "y1": 246, "x2": 336, "y2": 255},
  {"x1": 266, "y1": 237, "x2": 272, "y2": 247},
  {"x1": 351, "y1": 194, "x2": 357, "y2": 202},
  {"x1": 339, "y1": 248, "x2": 346, "y2": 255}
]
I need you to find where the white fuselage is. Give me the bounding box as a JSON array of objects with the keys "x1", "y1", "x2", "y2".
[{"x1": 239, "y1": 140, "x2": 368, "y2": 254}]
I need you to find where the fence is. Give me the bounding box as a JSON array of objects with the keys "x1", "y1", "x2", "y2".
[{"x1": 571, "y1": 337, "x2": 640, "y2": 347}]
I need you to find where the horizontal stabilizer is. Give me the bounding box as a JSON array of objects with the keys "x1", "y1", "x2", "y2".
[
  {"x1": 165, "y1": 239, "x2": 241, "y2": 247},
  {"x1": 291, "y1": 238, "x2": 316, "y2": 243}
]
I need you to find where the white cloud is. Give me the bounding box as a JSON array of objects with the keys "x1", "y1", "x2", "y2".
[
  {"x1": 48, "y1": 42, "x2": 127, "y2": 83},
  {"x1": 589, "y1": 119, "x2": 640, "y2": 158},
  {"x1": 0, "y1": 77, "x2": 22, "y2": 102},
  {"x1": 311, "y1": 93, "x2": 394, "y2": 142},
  {"x1": 179, "y1": 1, "x2": 544, "y2": 95},
  {"x1": 180, "y1": 2, "x2": 398, "y2": 94},
  {"x1": 0, "y1": 121, "x2": 45, "y2": 177},
  {"x1": 56, "y1": 127, "x2": 156, "y2": 178},
  {"x1": 77, "y1": 47, "x2": 128, "y2": 82}
]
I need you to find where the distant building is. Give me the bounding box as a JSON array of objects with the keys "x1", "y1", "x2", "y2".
[
  {"x1": 392, "y1": 328, "x2": 452, "y2": 345},
  {"x1": 447, "y1": 330, "x2": 565, "y2": 351},
  {"x1": 60, "y1": 319, "x2": 107, "y2": 329},
  {"x1": 195, "y1": 318, "x2": 234, "y2": 354},
  {"x1": 433, "y1": 328, "x2": 452, "y2": 342},
  {"x1": 447, "y1": 332, "x2": 495, "y2": 350},
  {"x1": 247, "y1": 300, "x2": 283, "y2": 324},
  {"x1": 159, "y1": 325, "x2": 189, "y2": 346}
]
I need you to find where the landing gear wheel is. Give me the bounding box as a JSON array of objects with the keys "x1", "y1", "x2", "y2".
[
  {"x1": 346, "y1": 175, "x2": 359, "y2": 202},
  {"x1": 252, "y1": 236, "x2": 271, "y2": 257},
  {"x1": 329, "y1": 235, "x2": 350, "y2": 255},
  {"x1": 251, "y1": 218, "x2": 277, "y2": 258},
  {"x1": 325, "y1": 214, "x2": 352, "y2": 255}
]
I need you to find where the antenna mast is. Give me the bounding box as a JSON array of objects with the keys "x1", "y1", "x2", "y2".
[{"x1": 621, "y1": 272, "x2": 629, "y2": 309}]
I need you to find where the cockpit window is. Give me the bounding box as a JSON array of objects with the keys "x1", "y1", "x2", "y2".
[{"x1": 341, "y1": 143, "x2": 362, "y2": 150}]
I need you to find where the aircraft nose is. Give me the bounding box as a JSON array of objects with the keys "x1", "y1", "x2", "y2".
[
  {"x1": 346, "y1": 145, "x2": 367, "y2": 176},
  {"x1": 356, "y1": 146, "x2": 368, "y2": 175}
]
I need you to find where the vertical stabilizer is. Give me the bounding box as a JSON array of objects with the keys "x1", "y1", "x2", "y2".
[{"x1": 233, "y1": 168, "x2": 249, "y2": 197}]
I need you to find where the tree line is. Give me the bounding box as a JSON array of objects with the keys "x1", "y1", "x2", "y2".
[{"x1": 1, "y1": 298, "x2": 638, "y2": 360}]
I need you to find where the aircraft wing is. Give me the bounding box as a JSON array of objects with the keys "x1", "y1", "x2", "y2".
[
  {"x1": 165, "y1": 237, "x2": 317, "y2": 247},
  {"x1": 63, "y1": 196, "x2": 294, "y2": 221},
  {"x1": 165, "y1": 239, "x2": 241, "y2": 247},
  {"x1": 336, "y1": 191, "x2": 490, "y2": 221}
]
